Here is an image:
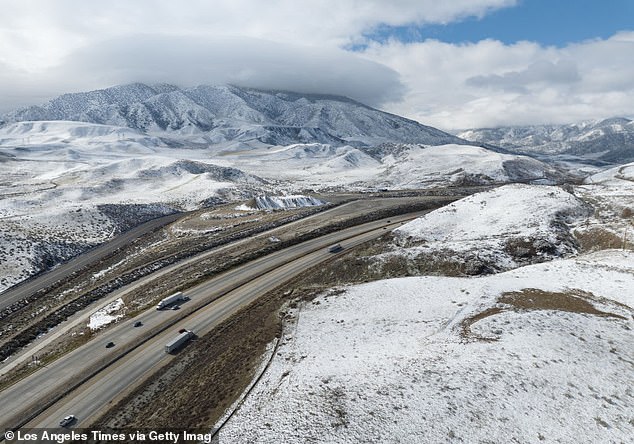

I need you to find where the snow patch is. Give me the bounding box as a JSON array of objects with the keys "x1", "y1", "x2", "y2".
[
  {"x1": 87, "y1": 298, "x2": 125, "y2": 331},
  {"x1": 242, "y1": 195, "x2": 327, "y2": 211}
]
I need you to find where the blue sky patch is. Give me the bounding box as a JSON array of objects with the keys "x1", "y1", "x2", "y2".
[{"x1": 361, "y1": 0, "x2": 634, "y2": 48}]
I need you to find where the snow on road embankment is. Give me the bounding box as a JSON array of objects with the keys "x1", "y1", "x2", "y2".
[
  {"x1": 87, "y1": 298, "x2": 125, "y2": 330},
  {"x1": 222, "y1": 250, "x2": 634, "y2": 443},
  {"x1": 388, "y1": 184, "x2": 590, "y2": 274},
  {"x1": 237, "y1": 195, "x2": 327, "y2": 211}
]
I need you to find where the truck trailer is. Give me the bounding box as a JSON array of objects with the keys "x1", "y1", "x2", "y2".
[
  {"x1": 156, "y1": 291, "x2": 186, "y2": 310},
  {"x1": 165, "y1": 330, "x2": 194, "y2": 354}
]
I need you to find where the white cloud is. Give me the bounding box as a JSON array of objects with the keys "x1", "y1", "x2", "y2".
[
  {"x1": 0, "y1": 0, "x2": 517, "y2": 70},
  {"x1": 0, "y1": 0, "x2": 515, "y2": 114},
  {"x1": 466, "y1": 59, "x2": 581, "y2": 92},
  {"x1": 361, "y1": 32, "x2": 634, "y2": 129},
  {"x1": 57, "y1": 36, "x2": 406, "y2": 107},
  {"x1": 1, "y1": 1, "x2": 633, "y2": 129}
]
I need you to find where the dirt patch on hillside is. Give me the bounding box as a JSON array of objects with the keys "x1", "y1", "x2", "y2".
[
  {"x1": 499, "y1": 288, "x2": 628, "y2": 317},
  {"x1": 460, "y1": 288, "x2": 629, "y2": 341},
  {"x1": 574, "y1": 227, "x2": 628, "y2": 251}
]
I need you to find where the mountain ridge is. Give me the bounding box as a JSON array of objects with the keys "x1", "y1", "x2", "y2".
[
  {"x1": 2, "y1": 83, "x2": 468, "y2": 149},
  {"x1": 458, "y1": 117, "x2": 634, "y2": 164}
]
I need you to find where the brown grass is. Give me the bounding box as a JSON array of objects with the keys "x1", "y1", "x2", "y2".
[
  {"x1": 499, "y1": 288, "x2": 626, "y2": 318},
  {"x1": 460, "y1": 288, "x2": 627, "y2": 341},
  {"x1": 574, "y1": 227, "x2": 626, "y2": 251}
]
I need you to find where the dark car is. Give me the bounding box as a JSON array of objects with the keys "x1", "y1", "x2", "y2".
[
  {"x1": 172, "y1": 305, "x2": 180, "y2": 310},
  {"x1": 178, "y1": 328, "x2": 188, "y2": 334},
  {"x1": 328, "y1": 243, "x2": 343, "y2": 253},
  {"x1": 133, "y1": 321, "x2": 143, "y2": 327},
  {"x1": 105, "y1": 341, "x2": 115, "y2": 348},
  {"x1": 59, "y1": 415, "x2": 76, "y2": 427}
]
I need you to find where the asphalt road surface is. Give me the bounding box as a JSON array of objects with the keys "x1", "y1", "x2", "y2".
[
  {"x1": 0, "y1": 213, "x2": 183, "y2": 311},
  {"x1": 0, "y1": 212, "x2": 421, "y2": 433}
]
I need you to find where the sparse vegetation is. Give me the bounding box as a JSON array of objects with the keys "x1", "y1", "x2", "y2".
[{"x1": 460, "y1": 288, "x2": 629, "y2": 342}]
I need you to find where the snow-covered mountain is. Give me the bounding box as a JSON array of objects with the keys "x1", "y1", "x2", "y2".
[
  {"x1": 458, "y1": 117, "x2": 634, "y2": 164},
  {"x1": 2, "y1": 83, "x2": 467, "y2": 149}
]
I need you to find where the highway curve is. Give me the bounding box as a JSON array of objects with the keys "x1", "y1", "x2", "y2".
[{"x1": 0, "y1": 212, "x2": 422, "y2": 433}]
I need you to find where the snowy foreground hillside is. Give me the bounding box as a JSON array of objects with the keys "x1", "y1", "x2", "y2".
[
  {"x1": 222, "y1": 252, "x2": 634, "y2": 443},
  {"x1": 221, "y1": 183, "x2": 634, "y2": 443}
]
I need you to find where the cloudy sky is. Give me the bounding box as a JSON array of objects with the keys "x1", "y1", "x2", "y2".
[{"x1": 1, "y1": 0, "x2": 633, "y2": 129}]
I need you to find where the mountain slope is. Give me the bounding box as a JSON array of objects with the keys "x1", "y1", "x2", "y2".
[
  {"x1": 458, "y1": 117, "x2": 634, "y2": 164},
  {"x1": 3, "y1": 83, "x2": 467, "y2": 149}
]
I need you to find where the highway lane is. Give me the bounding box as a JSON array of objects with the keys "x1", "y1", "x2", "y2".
[
  {"x1": 0, "y1": 212, "x2": 183, "y2": 311},
  {"x1": 25, "y1": 217, "x2": 413, "y2": 428},
  {"x1": 0, "y1": 200, "x2": 366, "y2": 376},
  {"x1": 0, "y1": 212, "x2": 421, "y2": 432}
]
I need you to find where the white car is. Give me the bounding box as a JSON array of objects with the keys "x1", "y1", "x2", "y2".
[{"x1": 59, "y1": 415, "x2": 76, "y2": 427}]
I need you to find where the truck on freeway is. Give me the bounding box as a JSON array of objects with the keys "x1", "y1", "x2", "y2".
[
  {"x1": 156, "y1": 291, "x2": 188, "y2": 310},
  {"x1": 165, "y1": 330, "x2": 195, "y2": 354}
]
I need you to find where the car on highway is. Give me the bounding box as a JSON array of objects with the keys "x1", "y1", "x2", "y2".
[
  {"x1": 178, "y1": 328, "x2": 188, "y2": 333},
  {"x1": 105, "y1": 341, "x2": 115, "y2": 348},
  {"x1": 59, "y1": 415, "x2": 76, "y2": 427},
  {"x1": 328, "y1": 243, "x2": 343, "y2": 253},
  {"x1": 172, "y1": 305, "x2": 181, "y2": 310},
  {"x1": 133, "y1": 321, "x2": 143, "y2": 327}
]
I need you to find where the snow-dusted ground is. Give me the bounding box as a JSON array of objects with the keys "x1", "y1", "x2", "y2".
[
  {"x1": 221, "y1": 180, "x2": 633, "y2": 443},
  {"x1": 385, "y1": 184, "x2": 590, "y2": 273},
  {"x1": 0, "y1": 121, "x2": 564, "y2": 293},
  {"x1": 573, "y1": 162, "x2": 634, "y2": 250},
  {"x1": 221, "y1": 250, "x2": 634, "y2": 443}
]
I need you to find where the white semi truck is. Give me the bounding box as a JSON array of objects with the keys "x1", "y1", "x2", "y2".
[
  {"x1": 165, "y1": 330, "x2": 195, "y2": 354},
  {"x1": 156, "y1": 291, "x2": 187, "y2": 310}
]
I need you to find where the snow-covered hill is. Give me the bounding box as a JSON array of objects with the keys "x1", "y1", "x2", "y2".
[
  {"x1": 3, "y1": 83, "x2": 467, "y2": 149},
  {"x1": 374, "y1": 144, "x2": 566, "y2": 188},
  {"x1": 458, "y1": 117, "x2": 634, "y2": 164},
  {"x1": 222, "y1": 251, "x2": 634, "y2": 443},
  {"x1": 221, "y1": 182, "x2": 633, "y2": 443},
  {"x1": 216, "y1": 143, "x2": 568, "y2": 190},
  {"x1": 0, "y1": 121, "x2": 273, "y2": 292},
  {"x1": 382, "y1": 184, "x2": 589, "y2": 274}
]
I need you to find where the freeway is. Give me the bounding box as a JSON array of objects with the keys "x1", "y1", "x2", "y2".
[
  {"x1": 0, "y1": 212, "x2": 183, "y2": 311},
  {"x1": 0, "y1": 212, "x2": 423, "y2": 432},
  {"x1": 0, "y1": 197, "x2": 431, "y2": 376}
]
